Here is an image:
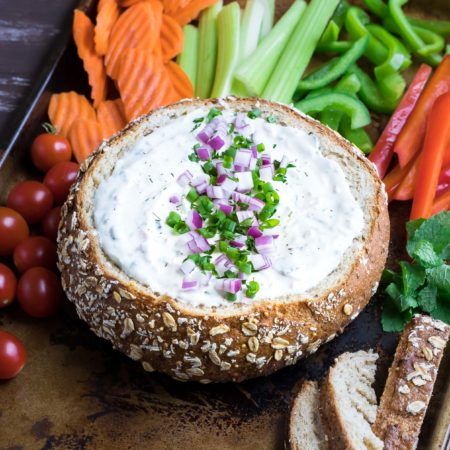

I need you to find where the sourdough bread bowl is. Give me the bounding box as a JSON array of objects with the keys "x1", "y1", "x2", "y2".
[{"x1": 57, "y1": 97, "x2": 389, "y2": 383}]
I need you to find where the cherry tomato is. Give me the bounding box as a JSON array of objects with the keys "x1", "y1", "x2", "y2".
[
  {"x1": 7, "y1": 180, "x2": 53, "y2": 224},
  {"x1": 0, "y1": 207, "x2": 29, "y2": 256},
  {"x1": 31, "y1": 133, "x2": 72, "y2": 172},
  {"x1": 43, "y1": 161, "x2": 79, "y2": 204},
  {"x1": 0, "y1": 330, "x2": 27, "y2": 379},
  {"x1": 0, "y1": 264, "x2": 17, "y2": 308},
  {"x1": 13, "y1": 236, "x2": 57, "y2": 273},
  {"x1": 41, "y1": 206, "x2": 61, "y2": 242},
  {"x1": 17, "y1": 267, "x2": 63, "y2": 318}
]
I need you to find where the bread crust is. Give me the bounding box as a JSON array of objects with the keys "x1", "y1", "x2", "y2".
[
  {"x1": 373, "y1": 315, "x2": 450, "y2": 450},
  {"x1": 57, "y1": 97, "x2": 389, "y2": 383}
]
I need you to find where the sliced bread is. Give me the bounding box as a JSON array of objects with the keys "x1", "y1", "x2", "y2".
[
  {"x1": 320, "y1": 350, "x2": 383, "y2": 450},
  {"x1": 373, "y1": 315, "x2": 450, "y2": 450},
  {"x1": 288, "y1": 381, "x2": 328, "y2": 450}
]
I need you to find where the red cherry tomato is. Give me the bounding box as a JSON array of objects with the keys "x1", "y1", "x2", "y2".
[
  {"x1": 31, "y1": 133, "x2": 72, "y2": 172},
  {"x1": 41, "y1": 206, "x2": 61, "y2": 242},
  {"x1": 0, "y1": 264, "x2": 17, "y2": 308},
  {"x1": 13, "y1": 236, "x2": 57, "y2": 273},
  {"x1": 43, "y1": 161, "x2": 79, "y2": 204},
  {"x1": 0, "y1": 207, "x2": 29, "y2": 256},
  {"x1": 0, "y1": 330, "x2": 27, "y2": 379},
  {"x1": 17, "y1": 267, "x2": 63, "y2": 318},
  {"x1": 7, "y1": 180, "x2": 53, "y2": 224}
]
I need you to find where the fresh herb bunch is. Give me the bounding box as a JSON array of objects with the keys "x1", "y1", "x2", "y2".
[{"x1": 381, "y1": 211, "x2": 450, "y2": 332}]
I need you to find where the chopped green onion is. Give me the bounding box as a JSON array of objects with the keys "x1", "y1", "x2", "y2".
[
  {"x1": 246, "y1": 280, "x2": 259, "y2": 298},
  {"x1": 248, "y1": 108, "x2": 262, "y2": 119},
  {"x1": 187, "y1": 188, "x2": 199, "y2": 203},
  {"x1": 177, "y1": 25, "x2": 199, "y2": 89},
  {"x1": 166, "y1": 211, "x2": 181, "y2": 227},
  {"x1": 226, "y1": 293, "x2": 237, "y2": 301},
  {"x1": 207, "y1": 107, "x2": 222, "y2": 122}
]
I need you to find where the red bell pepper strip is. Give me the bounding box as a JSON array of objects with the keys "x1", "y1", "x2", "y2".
[
  {"x1": 410, "y1": 92, "x2": 450, "y2": 220},
  {"x1": 437, "y1": 164, "x2": 450, "y2": 196},
  {"x1": 391, "y1": 155, "x2": 420, "y2": 201},
  {"x1": 431, "y1": 187, "x2": 450, "y2": 215},
  {"x1": 382, "y1": 160, "x2": 411, "y2": 200},
  {"x1": 369, "y1": 64, "x2": 432, "y2": 178},
  {"x1": 394, "y1": 55, "x2": 450, "y2": 168}
]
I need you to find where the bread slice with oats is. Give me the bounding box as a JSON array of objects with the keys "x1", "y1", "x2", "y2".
[
  {"x1": 320, "y1": 350, "x2": 384, "y2": 450},
  {"x1": 57, "y1": 97, "x2": 389, "y2": 383},
  {"x1": 373, "y1": 315, "x2": 450, "y2": 450}
]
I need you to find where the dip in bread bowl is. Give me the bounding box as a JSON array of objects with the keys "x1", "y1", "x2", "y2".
[{"x1": 57, "y1": 98, "x2": 389, "y2": 383}]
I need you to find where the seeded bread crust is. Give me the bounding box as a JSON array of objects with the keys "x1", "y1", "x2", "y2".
[
  {"x1": 57, "y1": 97, "x2": 389, "y2": 383},
  {"x1": 373, "y1": 315, "x2": 450, "y2": 450}
]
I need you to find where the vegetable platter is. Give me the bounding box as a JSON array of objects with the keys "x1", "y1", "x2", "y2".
[{"x1": 0, "y1": 0, "x2": 449, "y2": 448}]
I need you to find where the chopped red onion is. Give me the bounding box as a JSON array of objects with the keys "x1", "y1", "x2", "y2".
[
  {"x1": 236, "y1": 172, "x2": 253, "y2": 193},
  {"x1": 234, "y1": 149, "x2": 252, "y2": 168},
  {"x1": 214, "y1": 200, "x2": 233, "y2": 215},
  {"x1": 234, "y1": 164, "x2": 246, "y2": 173},
  {"x1": 248, "y1": 197, "x2": 265, "y2": 212},
  {"x1": 206, "y1": 185, "x2": 225, "y2": 199},
  {"x1": 177, "y1": 170, "x2": 193, "y2": 187},
  {"x1": 216, "y1": 278, "x2": 242, "y2": 294},
  {"x1": 236, "y1": 210, "x2": 254, "y2": 223},
  {"x1": 216, "y1": 161, "x2": 228, "y2": 176},
  {"x1": 249, "y1": 157, "x2": 257, "y2": 170},
  {"x1": 255, "y1": 235, "x2": 275, "y2": 254},
  {"x1": 191, "y1": 175, "x2": 207, "y2": 187},
  {"x1": 214, "y1": 254, "x2": 232, "y2": 276},
  {"x1": 234, "y1": 113, "x2": 249, "y2": 130},
  {"x1": 259, "y1": 164, "x2": 274, "y2": 182},
  {"x1": 251, "y1": 146, "x2": 258, "y2": 158},
  {"x1": 187, "y1": 210, "x2": 203, "y2": 230},
  {"x1": 196, "y1": 146, "x2": 212, "y2": 161},
  {"x1": 232, "y1": 191, "x2": 252, "y2": 204},
  {"x1": 208, "y1": 134, "x2": 225, "y2": 150},
  {"x1": 181, "y1": 258, "x2": 196, "y2": 274},
  {"x1": 196, "y1": 119, "x2": 218, "y2": 143},
  {"x1": 181, "y1": 279, "x2": 198, "y2": 291},
  {"x1": 230, "y1": 235, "x2": 246, "y2": 248},
  {"x1": 216, "y1": 174, "x2": 228, "y2": 185},
  {"x1": 248, "y1": 226, "x2": 263, "y2": 238},
  {"x1": 186, "y1": 233, "x2": 211, "y2": 253},
  {"x1": 196, "y1": 182, "x2": 208, "y2": 194},
  {"x1": 249, "y1": 254, "x2": 271, "y2": 271},
  {"x1": 169, "y1": 194, "x2": 181, "y2": 205},
  {"x1": 220, "y1": 177, "x2": 238, "y2": 193},
  {"x1": 261, "y1": 154, "x2": 271, "y2": 166}
]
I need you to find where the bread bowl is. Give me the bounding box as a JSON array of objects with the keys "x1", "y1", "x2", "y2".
[{"x1": 57, "y1": 97, "x2": 389, "y2": 383}]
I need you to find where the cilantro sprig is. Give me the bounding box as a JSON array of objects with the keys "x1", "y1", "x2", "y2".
[{"x1": 381, "y1": 212, "x2": 450, "y2": 332}]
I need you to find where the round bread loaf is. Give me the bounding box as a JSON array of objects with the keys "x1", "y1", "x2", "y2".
[{"x1": 57, "y1": 98, "x2": 389, "y2": 383}]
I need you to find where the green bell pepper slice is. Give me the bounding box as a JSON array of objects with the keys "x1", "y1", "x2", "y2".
[
  {"x1": 295, "y1": 92, "x2": 371, "y2": 129},
  {"x1": 345, "y1": 7, "x2": 388, "y2": 65},
  {"x1": 297, "y1": 36, "x2": 368, "y2": 92},
  {"x1": 340, "y1": 117, "x2": 374, "y2": 154},
  {"x1": 363, "y1": 0, "x2": 389, "y2": 18},
  {"x1": 316, "y1": 41, "x2": 353, "y2": 54},
  {"x1": 347, "y1": 64, "x2": 399, "y2": 114},
  {"x1": 408, "y1": 18, "x2": 450, "y2": 37}
]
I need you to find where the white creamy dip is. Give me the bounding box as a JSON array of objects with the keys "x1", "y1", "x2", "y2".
[{"x1": 93, "y1": 108, "x2": 364, "y2": 307}]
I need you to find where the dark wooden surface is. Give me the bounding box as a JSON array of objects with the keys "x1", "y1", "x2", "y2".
[{"x1": 0, "y1": 0, "x2": 79, "y2": 147}]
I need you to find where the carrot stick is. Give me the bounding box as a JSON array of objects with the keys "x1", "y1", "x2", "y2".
[
  {"x1": 95, "y1": 0, "x2": 120, "y2": 56},
  {"x1": 166, "y1": 61, "x2": 194, "y2": 99},
  {"x1": 171, "y1": 0, "x2": 219, "y2": 26},
  {"x1": 431, "y1": 187, "x2": 450, "y2": 216},
  {"x1": 391, "y1": 156, "x2": 420, "y2": 201},
  {"x1": 394, "y1": 55, "x2": 450, "y2": 168},
  {"x1": 163, "y1": 0, "x2": 190, "y2": 15},
  {"x1": 160, "y1": 14, "x2": 184, "y2": 62},
  {"x1": 48, "y1": 92, "x2": 97, "y2": 137},
  {"x1": 73, "y1": 10, "x2": 108, "y2": 107},
  {"x1": 68, "y1": 119, "x2": 104, "y2": 164},
  {"x1": 105, "y1": 0, "x2": 163, "y2": 79},
  {"x1": 97, "y1": 99, "x2": 127, "y2": 138},
  {"x1": 369, "y1": 64, "x2": 432, "y2": 179},
  {"x1": 410, "y1": 91, "x2": 450, "y2": 220}
]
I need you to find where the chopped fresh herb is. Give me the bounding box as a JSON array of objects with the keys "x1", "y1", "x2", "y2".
[
  {"x1": 207, "y1": 107, "x2": 222, "y2": 122},
  {"x1": 381, "y1": 212, "x2": 450, "y2": 332},
  {"x1": 226, "y1": 293, "x2": 237, "y2": 301},
  {"x1": 256, "y1": 143, "x2": 265, "y2": 153},
  {"x1": 266, "y1": 115, "x2": 277, "y2": 123},
  {"x1": 248, "y1": 108, "x2": 261, "y2": 119},
  {"x1": 188, "y1": 152, "x2": 200, "y2": 162},
  {"x1": 246, "y1": 280, "x2": 259, "y2": 298}
]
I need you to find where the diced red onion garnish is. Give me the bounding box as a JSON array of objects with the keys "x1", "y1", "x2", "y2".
[
  {"x1": 216, "y1": 174, "x2": 228, "y2": 185},
  {"x1": 206, "y1": 185, "x2": 225, "y2": 199},
  {"x1": 248, "y1": 197, "x2": 265, "y2": 212},
  {"x1": 186, "y1": 233, "x2": 211, "y2": 253},
  {"x1": 249, "y1": 254, "x2": 271, "y2": 271},
  {"x1": 232, "y1": 191, "x2": 252, "y2": 204},
  {"x1": 234, "y1": 113, "x2": 248, "y2": 130},
  {"x1": 259, "y1": 164, "x2": 274, "y2": 182},
  {"x1": 187, "y1": 210, "x2": 203, "y2": 230},
  {"x1": 238, "y1": 272, "x2": 247, "y2": 280},
  {"x1": 280, "y1": 155, "x2": 289, "y2": 168},
  {"x1": 236, "y1": 171, "x2": 253, "y2": 193},
  {"x1": 249, "y1": 157, "x2": 257, "y2": 170},
  {"x1": 220, "y1": 177, "x2": 238, "y2": 193},
  {"x1": 197, "y1": 271, "x2": 211, "y2": 286},
  {"x1": 196, "y1": 119, "x2": 218, "y2": 143},
  {"x1": 251, "y1": 146, "x2": 258, "y2": 158},
  {"x1": 248, "y1": 226, "x2": 263, "y2": 238},
  {"x1": 191, "y1": 175, "x2": 207, "y2": 187},
  {"x1": 216, "y1": 161, "x2": 228, "y2": 176},
  {"x1": 234, "y1": 149, "x2": 252, "y2": 168},
  {"x1": 216, "y1": 278, "x2": 242, "y2": 294},
  {"x1": 180, "y1": 258, "x2": 196, "y2": 275},
  {"x1": 236, "y1": 210, "x2": 254, "y2": 223},
  {"x1": 261, "y1": 154, "x2": 271, "y2": 166},
  {"x1": 169, "y1": 194, "x2": 181, "y2": 205},
  {"x1": 234, "y1": 164, "x2": 246, "y2": 173},
  {"x1": 214, "y1": 254, "x2": 232, "y2": 276},
  {"x1": 214, "y1": 200, "x2": 233, "y2": 215},
  {"x1": 196, "y1": 146, "x2": 212, "y2": 161},
  {"x1": 196, "y1": 182, "x2": 208, "y2": 194},
  {"x1": 255, "y1": 235, "x2": 275, "y2": 254},
  {"x1": 177, "y1": 170, "x2": 193, "y2": 187},
  {"x1": 208, "y1": 134, "x2": 225, "y2": 150},
  {"x1": 230, "y1": 235, "x2": 246, "y2": 248},
  {"x1": 182, "y1": 279, "x2": 198, "y2": 291}
]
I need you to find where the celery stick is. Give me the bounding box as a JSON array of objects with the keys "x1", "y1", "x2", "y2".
[
  {"x1": 259, "y1": 0, "x2": 275, "y2": 39},
  {"x1": 233, "y1": 0, "x2": 306, "y2": 96},
  {"x1": 240, "y1": 0, "x2": 265, "y2": 62},
  {"x1": 177, "y1": 25, "x2": 199, "y2": 90},
  {"x1": 210, "y1": 2, "x2": 240, "y2": 98},
  {"x1": 262, "y1": 0, "x2": 340, "y2": 104},
  {"x1": 196, "y1": 1, "x2": 222, "y2": 98}
]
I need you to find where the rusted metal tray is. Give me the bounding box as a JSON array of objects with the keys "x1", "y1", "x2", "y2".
[{"x1": 0, "y1": 1, "x2": 449, "y2": 449}]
